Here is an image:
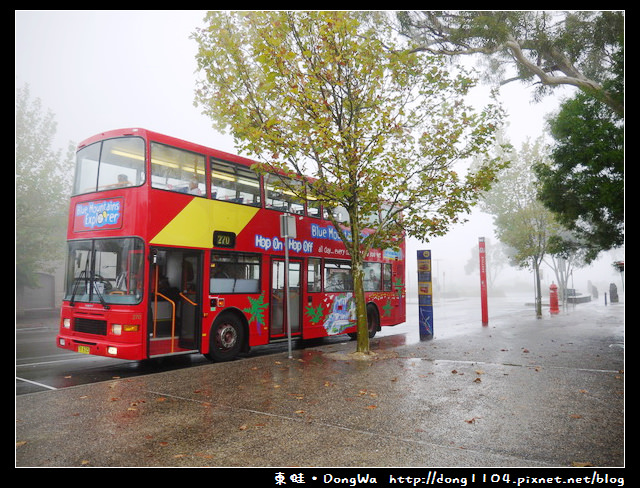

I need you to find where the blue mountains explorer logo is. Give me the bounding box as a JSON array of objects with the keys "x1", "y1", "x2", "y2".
[{"x1": 75, "y1": 199, "x2": 123, "y2": 230}]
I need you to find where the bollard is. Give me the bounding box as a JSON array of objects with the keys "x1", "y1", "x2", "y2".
[{"x1": 549, "y1": 282, "x2": 559, "y2": 315}]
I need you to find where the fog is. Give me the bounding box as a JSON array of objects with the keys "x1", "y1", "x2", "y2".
[{"x1": 15, "y1": 11, "x2": 624, "y2": 303}]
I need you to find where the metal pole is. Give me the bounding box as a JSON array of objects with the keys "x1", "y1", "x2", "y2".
[
  {"x1": 284, "y1": 232, "x2": 292, "y2": 359},
  {"x1": 280, "y1": 213, "x2": 297, "y2": 359},
  {"x1": 479, "y1": 237, "x2": 488, "y2": 326}
]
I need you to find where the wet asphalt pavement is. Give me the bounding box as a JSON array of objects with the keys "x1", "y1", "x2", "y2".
[{"x1": 16, "y1": 298, "x2": 624, "y2": 472}]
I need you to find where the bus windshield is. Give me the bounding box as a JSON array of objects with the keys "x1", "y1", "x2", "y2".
[
  {"x1": 64, "y1": 238, "x2": 144, "y2": 306},
  {"x1": 73, "y1": 136, "x2": 145, "y2": 195}
]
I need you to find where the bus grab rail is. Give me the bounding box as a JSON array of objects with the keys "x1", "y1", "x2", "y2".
[
  {"x1": 153, "y1": 291, "x2": 176, "y2": 353},
  {"x1": 179, "y1": 292, "x2": 197, "y2": 307}
]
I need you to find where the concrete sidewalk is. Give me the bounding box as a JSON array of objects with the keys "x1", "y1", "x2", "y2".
[{"x1": 16, "y1": 301, "x2": 624, "y2": 468}]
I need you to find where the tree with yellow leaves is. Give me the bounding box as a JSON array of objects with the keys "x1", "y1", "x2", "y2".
[{"x1": 193, "y1": 11, "x2": 507, "y2": 354}]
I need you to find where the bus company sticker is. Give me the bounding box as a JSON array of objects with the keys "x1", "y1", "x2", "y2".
[{"x1": 74, "y1": 198, "x2": 123, "y2": 231}]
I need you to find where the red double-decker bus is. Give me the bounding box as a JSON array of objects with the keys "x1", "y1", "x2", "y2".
[{"x1": 57, "y1": 128, "x2": 405, "y2": 361}]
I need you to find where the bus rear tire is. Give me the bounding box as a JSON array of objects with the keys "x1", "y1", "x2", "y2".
[
  {"x1": 206, "y1": 312, "x2": 244, "y2": 362},
  {"x1": 348, "y1": 304, "x2": 379, "y2": 340}
]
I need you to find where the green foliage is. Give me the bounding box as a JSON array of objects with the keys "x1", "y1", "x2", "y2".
[
  {"x1": 481, "y1": 137, "x2": 561, "y2": 269},
  {"x1": 535, "y1": 92, "x2": 624, "y2": 262},
  {"x1": 397, "y1": 11, "x2": 624, "y2": 116},
  {"x1": 193, "y1": 11, "x2": 505, "y2": 244},
  {"x1": 15, "y1": 85, "x2": 72, "y2": 288},
  {"x1": 193, "y1": 11, "x2": 506, "y2": 351}
]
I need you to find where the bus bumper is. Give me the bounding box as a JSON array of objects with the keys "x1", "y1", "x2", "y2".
[{"x1": 56, "y1": 333, "x2": 144, "y2": 360}]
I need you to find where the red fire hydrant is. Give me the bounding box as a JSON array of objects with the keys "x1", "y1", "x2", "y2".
[{"x1": 549, "y1": 282, "x2": 559, "y2": 315}]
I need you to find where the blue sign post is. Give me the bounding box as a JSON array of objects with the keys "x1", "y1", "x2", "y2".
[{"x1": 417, "y1": 250, "x2": 433, "y2": 340}]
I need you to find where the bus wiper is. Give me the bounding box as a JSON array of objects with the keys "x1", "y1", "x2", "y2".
[
  {"x1": 89, "y1": 272, "x2": 110, "y2": 310},
  {"x1": 69, "y1": 270, "x2": 86, "y2": 307},
  {"x1": 94, "y1": 286, "x2": 110, "y2": 310}
]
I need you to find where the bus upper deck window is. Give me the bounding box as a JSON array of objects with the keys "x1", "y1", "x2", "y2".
[{"x1": 73, "y1": 136, "x2": 145, "y2": 195}]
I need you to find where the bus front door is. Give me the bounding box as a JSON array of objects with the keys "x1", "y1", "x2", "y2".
[
  {"x1": 150, "y1": 248, "x2": 202, "y2": 356},
  {"x1": 270, "y1": 258, "x2": 302, "y2": 339}
]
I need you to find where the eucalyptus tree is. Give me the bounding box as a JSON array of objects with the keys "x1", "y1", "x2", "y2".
[
  {"x1": 480, "y1": 137, "x2": 564, "y2": 317},
  {"x1": 397, "y1": 11, "x2": 624, "y2": 116}
]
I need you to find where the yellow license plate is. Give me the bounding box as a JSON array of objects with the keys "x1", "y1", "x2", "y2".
[{"x1": 77, "y1": 345, "x2": 91, "y2": 354}]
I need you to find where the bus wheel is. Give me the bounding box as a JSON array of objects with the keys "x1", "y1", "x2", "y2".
[
  {"x1": 367, "y1": 304, "x2": 379, "y2": 339},
  {"x1": 348, "y1": 304, "x2": 379, "y2": 340},
  {"x1": 207, "y1": 313, "x2": 244, "y2": 362}
]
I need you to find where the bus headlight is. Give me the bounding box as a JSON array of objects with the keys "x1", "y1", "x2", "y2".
[
  {"x1": 63, "y1": 318, "x2": 71, "y2": 329},
  {"x1": 107, "y1": 347, "x2": 118, "y2": 355}
]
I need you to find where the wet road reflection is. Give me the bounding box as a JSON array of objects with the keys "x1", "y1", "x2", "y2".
[{"x1": 17, "y1": 295, "x2": 538, "y2": 395}]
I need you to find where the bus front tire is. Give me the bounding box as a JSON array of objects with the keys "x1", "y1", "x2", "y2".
[{"x1": 206, "y1": 312, "x2": 244, "y2": 362}]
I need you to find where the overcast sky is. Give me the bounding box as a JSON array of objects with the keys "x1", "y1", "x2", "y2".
[
  {"x1": 15, "y1": 10, "x2": 622, "y2": 296},
  {"x1": 15, "y1": 11, "x2": 221, "y2": 151}
]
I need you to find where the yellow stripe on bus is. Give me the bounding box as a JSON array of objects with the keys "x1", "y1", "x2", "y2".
[{"x1": 150, "y1": 199, "x2": 259, "y2": 248}]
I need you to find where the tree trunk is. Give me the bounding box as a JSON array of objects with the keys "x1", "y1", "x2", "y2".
[
  {"x1": 533, "y1": 258, "x2": 542, "y2": 319},
  {"x1": 351, "y1": 255, "x2": 370, "y2": 354}
]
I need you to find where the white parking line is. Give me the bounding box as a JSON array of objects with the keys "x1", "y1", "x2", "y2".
[
  {"x1": 16, "y1": 377, "x2": 57, "y2": 390},
  {"x1": 16, "y1": 353, "x2": 87, "y2": 367}
]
